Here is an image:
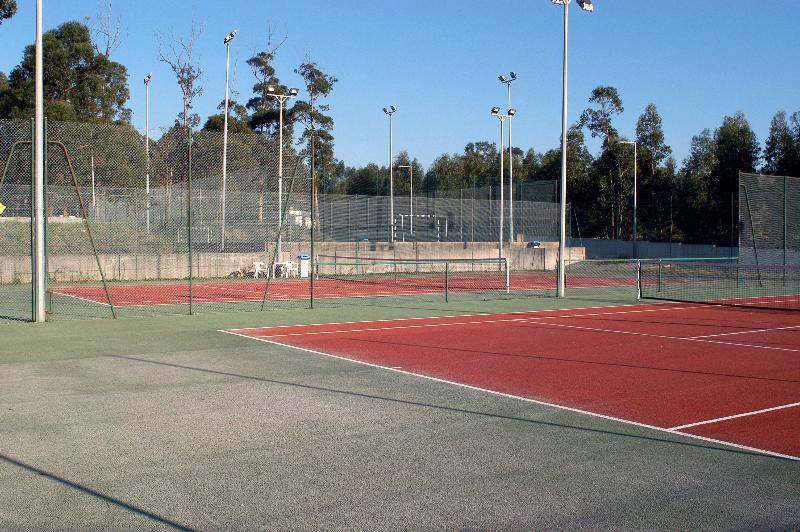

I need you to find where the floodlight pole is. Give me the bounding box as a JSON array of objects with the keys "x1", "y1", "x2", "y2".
[
  {"x1": 384, "y1": 108, "x2": 396, "y2": 242},
  {"x1": 144, "y1": 73, "x2": 152, "y2": 231},
  {"x1": 552, "y1": 0, "x2": 593, "y2": 298},
  {"x1": 621, "y1": 140, "x2": 638, "y2": 258},
  {"x1": 399, "y1": 165, "x2": 413, "y2": 236},
  {"x1": 221, "y1": 29, "x2": 237, "y2": 252},
  {"x1": 34, "y1": 0, "x2": 45, "y2": 323},
  {"x1": 491, "y1": 112, "x2": 509, "y2": 258},
  {"x1": 500, "y1": 74, "x2": 516, "y2": 244},
  {"x1": 266, "y1": 88, "x2": 298, "y2": 260},
  {"x1": 557, "y1": 0, "x2": 569, "y2": 298}
]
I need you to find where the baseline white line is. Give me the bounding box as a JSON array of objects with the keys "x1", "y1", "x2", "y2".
[
  {"x1": 686, "y1": 324, "x2": 800, "y2": 339},
  {"x1": 219, "y1": 329, "x2": 800, "y2": 462},
  {"x1": 669, "y1": 402, "x2": 800, "y2": 431},
  {"x1": 48, "y1": 290, "x2": 111, "y2": 307}
]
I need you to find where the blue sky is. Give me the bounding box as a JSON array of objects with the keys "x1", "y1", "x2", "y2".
[{"x1": 1, "y1": 1, "x2": 798, "y2": 170}]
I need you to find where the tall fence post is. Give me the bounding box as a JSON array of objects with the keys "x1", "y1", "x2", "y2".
[
  {"x1": 30, "y1": 119, "x2": 35, "y2": 321},
  {"x1": 187, "y1": 128, "x2": 193, "y2": 315}
]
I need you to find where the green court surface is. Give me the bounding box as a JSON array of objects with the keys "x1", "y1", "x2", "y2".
[{"x1": 0, "y1": 295, "x2": 798, "y2": 529}]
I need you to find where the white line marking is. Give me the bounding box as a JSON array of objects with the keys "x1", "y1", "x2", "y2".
[
  {"x1": 219, "y1": 329, "x2": 800, "y2": 461},
  {"x1": 236, "y1": 305, "x2": 702, "y2": 338},
  {"x1": 49, "y1": 290, "x2": 112, "y2": 307},
  {"x1": 686, "y1": 324, "x2": 800, "y2": 339},
  {"x1": 525, "y1": 320, "x2": 800, "y2": 353},
  {"x1": 668, "y1": 402, "x2": 800, "y2": 431},
  {"x1": 227, "y1": 302, "x2": 658, "y2": 332}
]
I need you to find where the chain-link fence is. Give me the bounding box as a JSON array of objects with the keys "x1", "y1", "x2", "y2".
[
  {"x1": 316, "y1": 192, "x2": 563, "y2": 244},
  {"x1": 0, "y1": 118, "x2": 573, "y2": 321},
  {"x1": 739, "y1": 172, "x2": 800, "y2": 269},
  {"x1": 0, "y1": 119, "x2": 33, "y2": 322}
]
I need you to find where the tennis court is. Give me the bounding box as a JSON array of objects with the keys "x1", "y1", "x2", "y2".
[
  {"x1": 226, "y1": 301, "x2": 800, "y2": 459},
  {"x1": 47, "y1": 271, "x2": 632, "y2": 307}
]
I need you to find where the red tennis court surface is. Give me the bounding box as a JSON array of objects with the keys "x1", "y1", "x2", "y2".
[
  {"x1": 49, "y1": 273, "x2": 630, "y2": 307},
  {"x1": 225, "y1": 303, "x2": 800, "y2": 460}
]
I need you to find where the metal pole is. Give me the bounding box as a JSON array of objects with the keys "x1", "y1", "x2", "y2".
[
  {"x1": 557, "y1": 0, "x2": 569, "y2": 298},
  {"x1": 633, "y1": 141, "x2": 638, "y2": 259},
  {"x1": 188, "y1": 128, "x2": 193, "y2": 315},
  {"x1": 499, "y1": 118, "x2": 505, "y2": 259},
  {"x1": 34, "y1": 0, "x2": 45, "y2": 323},
  {"x1": 221, "y1": 40, "x2": 231, "y2": 252},
  {"x1": 277, "y1": 96, "x2": 284, "y2": 259},
  {"x1": 145, "y1": 76, "x2": 151, "y2": 231},
  {"x1": 410, "y1": 166, "x2": 413, "y2": 236},
  {"x1": 507, "y1": 82, "x2": 514, "y2": 245},
  {"x1": 389, "y1": 113, "x2": 394, "y2": 242},
  {"x1": 90, "y1": 150, "x2": 96, "y2": 217}
]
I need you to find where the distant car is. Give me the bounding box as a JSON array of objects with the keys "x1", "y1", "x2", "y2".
[{"x1": 527, "y1": 240, "x2": 541, "y2": 248}]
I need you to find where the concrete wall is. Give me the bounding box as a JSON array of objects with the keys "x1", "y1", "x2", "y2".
[
  {"x1": 571, "y1": 238, "x2": 737, "y2": 260},
  {"x1": 0, "y1": 241, "x2": 586, "y2": 283}
]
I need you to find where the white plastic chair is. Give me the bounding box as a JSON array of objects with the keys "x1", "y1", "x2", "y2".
[{"x1": 252, "y1": 261, "x2": 269, "y2": 279}]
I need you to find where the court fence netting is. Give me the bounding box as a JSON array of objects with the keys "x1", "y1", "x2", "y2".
[
  {"x1": 0, "y1": 119, "x2": 578, "y2": 321},
  {"x1": 6, "y1": 121, "x2": 794, "y2": 321}
]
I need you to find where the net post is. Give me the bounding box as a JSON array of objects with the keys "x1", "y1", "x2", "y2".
[
  {"x1": 445, "y1": 260, "x2": 449, "y2": 302},
  {"x1": 504, "y1": 257, "x2": 510, "y2": 294},
  {"x1": 636, "y1": 259, "x2": 642, "y2": 301},
  {"x1": 657, "y1": 258, "x2": 662, "y2": 292}
]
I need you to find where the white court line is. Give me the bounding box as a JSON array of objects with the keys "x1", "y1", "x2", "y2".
[
  {"x1": 687, "y1": 324, "x2": 800, "y2": 339},
  {"x1": 48, "y1": 289, "x2": 112, "y2": 307},
  {"x1": 237, "y1": 304, "x2": 703, "y2": 338},
  {"x1": 219, "y1": 329, "x2": 800, "y2": 462},
  {"x1": 227, "y1": 302, "x2": 659, "y2": 332},
  {"x1": 668, "y1": 402, "x2": 800, "y2": 431},
  {"x1": 524, "y1": 320, "x2": 800, "y2": 353}
]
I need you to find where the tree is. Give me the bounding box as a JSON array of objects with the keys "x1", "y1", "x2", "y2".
[
  {"x1": 158, "y1": 21, "x2": 204, "y2": 129},
  {"x1": 0, "y1": 0, "x2": 16, "y2": 25},
  {"x1": 292, "y1": 58, "x2": 337, "y2": 189},
  {"x1": 0, "y1": 21, "x2": 131, "y2": 122},
  {"x1": 579, "y1": 86, "x2": 624, "y2": 143},
  {"x1": 580, "y1": 86, "x2": 626, "y2": 238},
  {"x1": 635, "y1": 103, "x2": 673, "y2": 240},
  {"x1": 762, "y1": 110, "x2": 800, "y2": 176},
  {"x1": 392, "y1": 151, "x2": 423, "y2": 196},
  {"x1": 246, "y1": 27, "x2": 289, "y2": 135}
]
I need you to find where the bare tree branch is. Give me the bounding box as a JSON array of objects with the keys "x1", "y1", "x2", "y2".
[
  {"x1": 157, "y1": 20, "x2": 204, "y2": 128},
  {"x1": 86, "y1": 1, "x2": 122, "y2": 57}
]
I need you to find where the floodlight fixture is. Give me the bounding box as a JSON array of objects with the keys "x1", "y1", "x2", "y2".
[
  {"x1": 577, "y1": 0, "x2": 594, "y2": 11},
  {"x1": 509, "y1": 71, "x2": 517, "y2": 80},
  {"x1": 384, "y1": 105, "x2": 397, "y2": 115},
  {"x1": 289, "y1": 87, "x2": 299, "y2": 97},
  {"x1": 498, "y1": 75, "x2": 507, "y2": 82},
  {"x1": 267, "y1": 85, "x2": 276, "y2": 93},
  {"x1": 144, "y1": 73, "x2": 152, "y2": 84},
  {"x1": 508, "y1": 108, "x2": 517, "y2": 116},
  {"x1": 491, "y1": 106, "x2": 501, "y2": 115},
  {"x1": 224, "y1": 29, "x2": 238, "y2": 45}
]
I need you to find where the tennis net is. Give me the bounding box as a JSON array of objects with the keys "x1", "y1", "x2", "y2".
[
  {"x1": 639, "y1": 258, "x2": 800, "y2": 311},
  {"x1": 313, "y1": 257, "x2": 510, "y2": 302}
]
